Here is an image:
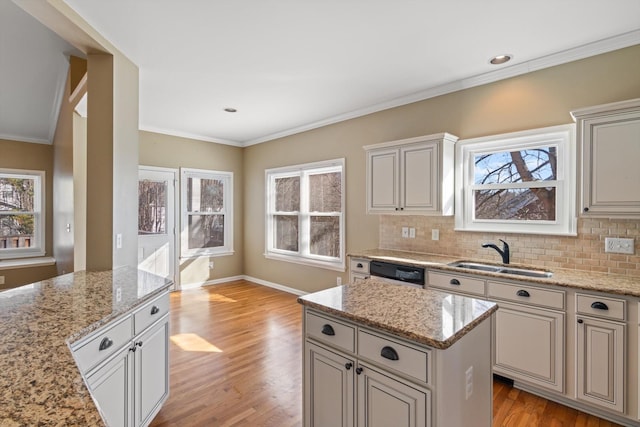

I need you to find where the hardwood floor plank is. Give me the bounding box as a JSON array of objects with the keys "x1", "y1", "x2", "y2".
[{"x1": 150, "y1": 281, "x2": 623, "y2": 427}]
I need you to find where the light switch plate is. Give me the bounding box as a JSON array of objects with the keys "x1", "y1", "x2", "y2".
[
  {"x1": 605, "y1": 237, "x2": 634, "y2": 254},
  {"x1": 401, "y1": 227, "x2": 409, "y2": 238}
]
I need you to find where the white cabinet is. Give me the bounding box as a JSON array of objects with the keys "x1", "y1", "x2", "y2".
[
  {"x1": 575, "y1": 293, "x2": 626, "y2": 413},
  {"x1": 571, "y1": 98, "x2": 640, "y2": 217},
  {"x1": 364, "y1": 133, "x2": 458, "y2": 215},
  {"x1": 72, "y1": 291, "x2": 170, "y2": 427},
  {"x1": 349, "y1": 258, "x2": 370, "y2": 284}
]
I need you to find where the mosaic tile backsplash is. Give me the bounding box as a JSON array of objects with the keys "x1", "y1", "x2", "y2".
[{"x1": 379, "y1": 216, "x2": 640, "y2": 278}]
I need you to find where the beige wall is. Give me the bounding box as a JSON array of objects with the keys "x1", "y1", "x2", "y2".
[
  {"x1": 139, "y1": 131, "x2": 244, "y2": 286},
  {"x1": 0, "y1": 139, "x2": 58, "y2": 289},
  {"x1": 243, "y1": 45, "x2": 640, "y2": 293}
]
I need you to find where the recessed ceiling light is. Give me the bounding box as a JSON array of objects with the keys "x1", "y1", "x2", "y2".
[
  {"x1": 489, "y1": 54, "x2": 513, "y2": 65},
  {"x1": 224, "y1": 107, "x2": 237, "y2": 113}
]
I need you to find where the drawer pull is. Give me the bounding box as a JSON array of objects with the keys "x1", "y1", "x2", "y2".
[
  {"x1": 321, "y1": 324, "x2": 336, "y2": 336},
  {"x1": 449, "y1": 279, "x2": 461, "y2": 285},
  {"x1": 590, "y1": 301, "x2": 609, "y2": 311},
  {"x1": 99, "y1": 337, "x2": 113, "y2": 351},
  {"x1": 516, "y1": 290, "x2": 530, "y2": 297},
  {"x1": 150, "y1": 305, "x2": 160, "y2": 315},
  {"x1": 380, "y1": 346, "x2": 399, "y2": 361},
  {"x1": 356, "y1": 263, "x2": 363, "y2": 268}
]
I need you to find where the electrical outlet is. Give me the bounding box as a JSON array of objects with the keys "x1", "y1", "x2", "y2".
[
  {"x1": 116, "y1": 287, "x2": 122, "y2": 302},
  {"x1": 116, "y1": 233, "x2": 122, "y2": 249},
  {"x1": 0, "y1": 276, "x2": 4, "y2": 285},
  {"x1": 605, "y1": 237, "x2": 634, "y2": 254},
  {"x1": 465, "y1": 366, "x2": 473, "y2": 400},
  {"x1": 209, "y1": 261, "x2": 215, "y2": 269},
  {"x1": 409, "y1": 228, "x2": 416, "y2": 239},
  {"x1": 336, "y1": 277, "x2": 342, "y2": 286},
  {"x1": 432, "y1": 229, "x2": 439, "y2": 241},
  {"x1": 401, "y1": 227, "x2": 409, "y2": 238}
]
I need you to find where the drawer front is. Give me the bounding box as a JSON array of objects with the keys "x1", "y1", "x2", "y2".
[
  {"x1": 487, "y1": 281, "x2": 565, "y2": 310},
  {"x1": 73, "y1": 316, "x2": 133, "y2": 374},
  {"x1": 357, "y1": 330, "x2": 429, "y2": 383},
  {"x1": 306, "y1": 311, "x2": 355, "y2": 353},
  {"x1": 134, "y1": 291, "x2": 170, "y2": 335},
  {"x1": 350, "y1": 259, "x2": 370, "y2": 274},
  {"x1": 576, "y1": 293, "x2": 625, "y2": 321},
  {"x1": 429, "y1": 271, "x2": 485, "y2": 296}
]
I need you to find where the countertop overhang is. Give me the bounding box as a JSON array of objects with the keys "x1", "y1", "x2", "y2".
[
  {"x1": 350, "y1": 249, "x2": 640, "y2": 298},
  {"x1": 0, "y1": 267, "x2": 172, "y2": 425},
  {"x1": 298, "y1": 278, "x2": 497, "y2": 350}
]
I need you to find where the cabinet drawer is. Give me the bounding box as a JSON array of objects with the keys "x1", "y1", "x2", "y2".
[
  {"x1": 73, "y1": 316, "x2": 133, "y2": 374},
  {"x1": 306, "y1": 311, "x2": 355, "y2": 353},
  {"x1": 350, "y1": 259, "x2": 370, "y2": 274},
  {"x1": 576, "y1": 293, "x2": 625, "y2": 321},
  {"x1": 357, "y1": 330, "x2": 429, "y2": 384},
  {"x1": 429, "y1": 271, "x2": 485, "y2": 296},
  {"x1": 134, "y1": 291, "x2": 170, "y2": 335},
  {"x1": 487, "y1": 281, "x2": 565, "y2": 310}
]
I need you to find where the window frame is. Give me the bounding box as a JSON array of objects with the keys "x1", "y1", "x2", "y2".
[
  {"x1": 265, "y1": 158, "x2": 345, "y2": 271},
  {"x1": 0, "y1": 168, "x2": 46, "y2": 259},
  {"x1": 455, "y1": 124, "x2": 577, "y2": 236},
  {"x1": 180, "y1": 168, "x2": 234, "y2": 258}
]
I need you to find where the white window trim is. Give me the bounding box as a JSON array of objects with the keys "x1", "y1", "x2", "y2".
[
  {"x1": 455, "y1": 124, "x2": 577, "y2": 236},
  {"x1": 265, "y1": 158, "x2": 346, "y2": 272},
  {"x1": 0, "y1": 168, "x2": 46, "y2": 260},
  {"x1": 180, "y1": 168, "x2": 234, "y2": 258}
]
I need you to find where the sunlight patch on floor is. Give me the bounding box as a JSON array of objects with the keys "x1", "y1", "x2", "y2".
[
  {"x1": 197, "y1": 293, "x2": 237, "y2": 303},
  {"x1": 170, "y1": 333, "x2": 223, "y2": 352}
]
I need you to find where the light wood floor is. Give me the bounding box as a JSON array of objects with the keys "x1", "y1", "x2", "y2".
[{"x1": 150, "y1": 280, "x2": 622, "y2": 427}]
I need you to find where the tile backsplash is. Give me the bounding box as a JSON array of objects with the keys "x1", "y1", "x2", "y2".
[{"x1": 379, "y1": 215, "x2": 640, "y2": 277}]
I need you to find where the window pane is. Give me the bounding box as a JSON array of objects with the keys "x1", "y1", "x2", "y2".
[
  {"x1": 0, "y1": 214, "x2": 35, "y2": 248},
  {"x1": 138, "y1": 180, "x2": 167, "y2": 235},
  {"x1": 309, "y1": 172, "x2": 341, "y2": 212},
  {"x1": 188, "y1": 214, "x2": 224, "y2": 249},
  {"x1": 310, "y1": 216, "x2": 339, "y2": 257},
  {"x1": 274, "y1": 215, "x2": 298, "y2": 252},
  {"x1": 275, "y1": 177, "x2": 300, "y2": 212},
  {"x1": 187, "y1": 178, "x2": 224, "y2": 212},
  {"x1": 474, "y1": 188, "x2": 556, "y2": 220},
  {"x1": 0, "y1": 178, "x2": 34, "y2": 212},
  {"x1": 474, "y1": 147, "x2": 557, "y2": 185}
]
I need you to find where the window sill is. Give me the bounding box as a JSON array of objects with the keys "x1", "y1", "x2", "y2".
[
  {"x1": 265, "y1": 252, "x2": 345, "y2": 272},
  {"x1": 0, "y1": 257, "x2": 56, "y2": 271},
  {"x1": 180, "y1": 250, "x2": 235, "y2": 260}
]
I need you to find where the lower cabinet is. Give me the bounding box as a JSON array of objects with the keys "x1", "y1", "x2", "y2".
[
  {"x1": 305, "y1": 342, "x2": 430, "y2": 427},
  {"x1": 576, "y1": 315, "x2": 625, "y2": 413},
  {"x1": 88, "y1": 345, "x2": 134, "y2": 427}
]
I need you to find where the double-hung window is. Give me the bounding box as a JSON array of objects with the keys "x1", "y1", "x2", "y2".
[
  {"x1": 180, "y1": 168, "x2": 233, "y2": 257},
  {"x1": 455, "y1": 124, "x2": 577, "y2": 236},
  {"x1": 0, "y1": 169, "x2": 45, "y2": 259},
  {"x1": 265, "y1": 158, "x2": 345, "y2": 271}
]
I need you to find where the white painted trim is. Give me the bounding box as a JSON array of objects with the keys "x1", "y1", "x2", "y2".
[
  {"x1": 139, "y1": 125, "x2": 242, "y2": 147},
  {"x1": 180, "y1": 274, "x2": 308, "y2": 296},
  {"x1": 47, "y1": 54, "x2": 70, "y2": 144},
  {"x1": 0, "y1": 134, "x2": 51, "y2": 145}
]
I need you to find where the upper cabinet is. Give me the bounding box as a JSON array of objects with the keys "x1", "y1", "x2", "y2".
[
  {"x1": 364, "y1": 133, "x2": 458, "y2": 215},
  {"x1": 571, "y1": 98, "x2": 640, "y2": 218}
]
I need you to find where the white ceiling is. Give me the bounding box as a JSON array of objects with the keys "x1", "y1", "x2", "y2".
[{"x1": 4, "y1": 1, "x2": 640, "y2": 146}]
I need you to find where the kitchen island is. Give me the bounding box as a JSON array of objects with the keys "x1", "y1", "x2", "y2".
[
  {"x1": 298, "y1": 278, "x2": 497, "y2": 427},
  {"x1": 0, "y1": 267, "x2": 172, "y2": 426}
]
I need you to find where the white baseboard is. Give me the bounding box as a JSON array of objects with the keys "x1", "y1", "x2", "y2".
[{"x1": 180, "y1": 274, "x2": 307, "y2": 296}]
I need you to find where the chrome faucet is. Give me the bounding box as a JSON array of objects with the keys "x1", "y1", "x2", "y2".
[{"x1": 482, "y1": 239, "x2": 510, "y2": 264}]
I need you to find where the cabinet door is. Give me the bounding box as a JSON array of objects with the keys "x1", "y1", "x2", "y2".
[
  {"x1": 135, "y1": 316, "x2": 170, "y2": 427},
  {"x1": 305, "y1": 342, "x2": 355, "y2": 427},
  {"x1": 493, "y1": 302, "x2": 564, "y2": 392},
  {"x1": 367, "y1": 149, "x2": 399, "y2": 213},
  {"x1": 576, "y1": 315, "x2": 625, "y2": 413},
  {"x1": 401, "y1": 143, "x2": 438, "y2": 212},
  {"x1": 88, "y1": 345, "x2": 134, "y2": 427},
  {"x1": 357, "y1": 364, "x2": 429, "y2": 427},
  {"x1": 581, "y1": 111, "x2": 640, "y2": 216}
]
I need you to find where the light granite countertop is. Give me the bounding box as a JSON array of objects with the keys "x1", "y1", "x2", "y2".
[
  {"x1": 298, "y1": 278, "x2": 498, "y2": 350},
  {"x1": 0, "y1": 267, "x2": 172, "y2": 426},
  {"x1": 350, "y1": 249, "x2": 640, "y2": 298}
]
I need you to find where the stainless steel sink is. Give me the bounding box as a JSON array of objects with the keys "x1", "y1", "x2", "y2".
[{"x1": 448, "y1": 261, "x2": 553, "y2": 278}]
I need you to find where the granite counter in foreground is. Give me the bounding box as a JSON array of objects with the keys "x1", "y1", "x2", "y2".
[
  {"x1": 0, "y1": 267, "x2": 172, "y2": 426},
  {"x1": 297, "y1": 278, "x2": 497, "y2": 350}
]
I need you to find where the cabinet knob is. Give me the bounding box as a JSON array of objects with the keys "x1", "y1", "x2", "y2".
[
  {"x1": 583, "y1": 207, "x2": 589, "y2": 212},
  {"x1": 590, "y1": 301, "x2": 609, "y2": 311},
  {"x1": 150, "y1": 305, "x2": 160, "y2": 315},
  {"x1": 516, "y1": 290, "x2": 530, "y2": 297},
  {"x1": 400, "y1": 207, "x2": 404, "y2": 211},
  {"x1": 577, "y1": 319, "x2": 584, "y2": 324},
  {"x1": 99, "y1": 337, "x2": 113, "y2": 351},
  {"x1": 449, "y1": 279, "x2": 461, "y2": 286},
  {"x1": 136, "y1": 341, "x2": 143, "y2": 347},
  {"x1": 356, "y1": 367, "x2": 363, "y2": 375},
  {"x1": 356, "y1": 263, "x2": 363, "y2": 268},
  {"x1": 321, "y1": 324, "x2": 335, "y2": 336},
  {"x1": 345, "y1": 362, "x2": 353, "y2": 370}
]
